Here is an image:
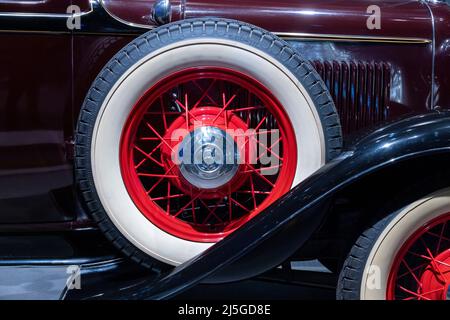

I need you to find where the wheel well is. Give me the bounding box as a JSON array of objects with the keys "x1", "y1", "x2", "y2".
[{"x1": 296, "y1": 152, "x2": 450, "y2": 268}]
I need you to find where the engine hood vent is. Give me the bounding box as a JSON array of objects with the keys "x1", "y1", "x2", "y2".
[{"x1": 311, "y1": 60, "x2": 391, "y2": 134}]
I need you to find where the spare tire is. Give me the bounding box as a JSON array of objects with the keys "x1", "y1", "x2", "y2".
[{"x1": 75, "y1": 18, "x2": 342, "y2": 270}]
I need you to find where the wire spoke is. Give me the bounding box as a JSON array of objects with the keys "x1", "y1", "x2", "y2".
[
  {"x1": 173, "y1": 191, "x2": 204, "y2": 218},
  {"x1": 143, "y1": 164, "x2": 177, "y2": 196},
  {"x1": 138, "y1": 172, "x2": 178, "y2": 178},
  {"x1": 246, "y1": 163, "x2": 275, "y2": 188},
  {"x1": 435, "y1": 221, "x2": 448, "y2": 254},
  {"x1": 192, "y1": 80, "x2": 218, "y2": 106},
  {"x1": 401, "y1": 259, "x2": 422, "y2": 288},
  {"x1": 193, "y1": 79, "x2": 217, "y2": 108},
  {"x1": 398, "y1": 286, "x2": 431, "y2": 300},
  {"x1": 398, "y1": 261, "x2": 428, "y2": 279},
  {"x1": 236, "y1": 190, "x2": 271, "y2": 195},
  {"x1": 249, "y1": 175, "x2": 257, "y2": 210},
  {"x1": 145, "y1": 122, "x2": 175, "y2": 152},
  {"x1": 229, "y1": 196, "x2": 250, "y2": 213},
  {"x1": 255, "y1": 139, "x2": 283, "y2": 161},
  {"x1": 420, "y1": 287, "x2": 446, "y2": 297},
  {"x1": 254, "y1": 115, "x2": 268, "y2": 131},
  {"x1": 175, "y1": 97, "x2": 199, "y2": 124},
  {"x1": 229, "y1": 106, "x2": 265, "y2": 113},
  {"x1": 166, "y1": 181, "x2": 171, "y2": 213},
  {"x1": 212, "y1": 93, "x2": 238, "y2": 123},
  {"x1": 150, "y1": 193, "x2": 185, "y2": 201},
  {"x1": 199, "y1": 199, "x2": 223, "y2": 224},
  {"x1": 242, "y1": 164, "x2": 281, "y2": 174},
  {"x1": 228, "y1": 185, "x2": 233, "y2": 222},
  {"x1": 134, "y1": 145, "x2": 164, "y2": 169},
  {"x1": 255, "y1": 137, "x2": 282, "y2": 163},
  {"x1": 160, "y1": 96, "x2": 168, "y2": 130},
  {"x1": 138, "y1": 137, "x2": 160, "y2": 141}
]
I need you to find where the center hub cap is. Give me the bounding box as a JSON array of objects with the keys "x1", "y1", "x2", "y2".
[{"x1": 178, "y1": 126, "x2": 240, "y2": 189}]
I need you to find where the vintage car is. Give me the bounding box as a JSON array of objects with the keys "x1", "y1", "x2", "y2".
[{"x1": 0, "y1": 0, "x2": 449, "y2": 300}]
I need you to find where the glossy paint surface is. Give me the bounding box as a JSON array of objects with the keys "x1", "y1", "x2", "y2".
[
  {"x1": 0, "y1": 33, "x2": 74, "y2": 223},
  {"x1": 429, "y1": 1, "x2": 450, "y2": 109},
  {"x1": 0, "y1": 0, "x2": 139, "y2": 226},
  {"x1": 185, "y1": 0, "x2": 430, "y2": 38},
  {"x1": 102, "y1": 0, "x2": 183, "y2": 26}
]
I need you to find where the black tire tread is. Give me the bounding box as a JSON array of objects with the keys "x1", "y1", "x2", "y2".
[{"x1": 336, "y1": 213, "x2": 394, "y2": 300}]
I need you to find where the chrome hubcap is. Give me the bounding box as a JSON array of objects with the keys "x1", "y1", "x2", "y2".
[{"x1": 178, "y1": 126, "x2": 240, "y2": 189}]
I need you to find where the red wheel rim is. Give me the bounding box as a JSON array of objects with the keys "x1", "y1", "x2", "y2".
[
  {"x1": 120, "y1": 67, "x2": 297, "y2": 242},
  {"x1": 387, "y1": 212, "x2": 450, "y2": 300}
]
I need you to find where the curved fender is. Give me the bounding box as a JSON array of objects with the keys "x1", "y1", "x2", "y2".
[{"x1": 104, "y1": 111, "x2": 450, "y2": 299}]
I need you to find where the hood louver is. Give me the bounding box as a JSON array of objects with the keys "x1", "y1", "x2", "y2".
[{"x1": 311, "y1": 60, "x2": 391, "y2": 134}]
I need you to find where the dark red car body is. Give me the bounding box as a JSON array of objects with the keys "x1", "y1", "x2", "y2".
[{"x1": 0, "y1": 0, "x2": 449, "y2": 241}]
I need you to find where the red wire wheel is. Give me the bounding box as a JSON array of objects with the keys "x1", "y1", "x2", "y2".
[
  {"x1": 387, "y1": 212, "x2": 450, "y2": 300},
  {"x1": 120, "y1": 67, "x2": 297, "y2": 242}
]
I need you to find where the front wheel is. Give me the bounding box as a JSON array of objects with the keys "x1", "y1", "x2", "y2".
[
  {"x1": 338, "y1": 188, "x2": 450, "y2": 300},
  {"x1": 75, "y1": 18, "x2": 341, "y2": 270}
]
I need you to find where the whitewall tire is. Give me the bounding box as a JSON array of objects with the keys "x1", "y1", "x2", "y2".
[{"x1": 75, "y1": 18, "x2": 342, "y2": 269}]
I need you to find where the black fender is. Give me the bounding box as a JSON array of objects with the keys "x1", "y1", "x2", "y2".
[{"x1": 101, "y1": 111, "x2": 450, "y2": 299}]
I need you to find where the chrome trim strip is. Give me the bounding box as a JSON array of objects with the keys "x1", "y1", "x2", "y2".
[
  {"x1": 0, "y1": 0, "x2": 93, "y2": 18},
  {"x1": 0, "y1": 257, "x2": 123, "y2": 267},
  {"x1": 0, "y1": 0, "x2": 47, "y2": 3},
  {"x1": 0, "y1": 11, "x2": 71, "y2": 18},
  {"x1": 0, "y1": 29, "x2": 69, "y2": 34},
  {"x1": 0, "y1": 30, "x2": 432, "y2": 45},
  {"x1": 275, "y1": 32, "x2": 432, "y2": 44}
]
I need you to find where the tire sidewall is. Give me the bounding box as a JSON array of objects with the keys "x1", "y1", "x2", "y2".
[{"x1": 76, "y1": 18, "x2": 341, "y2": 267}]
